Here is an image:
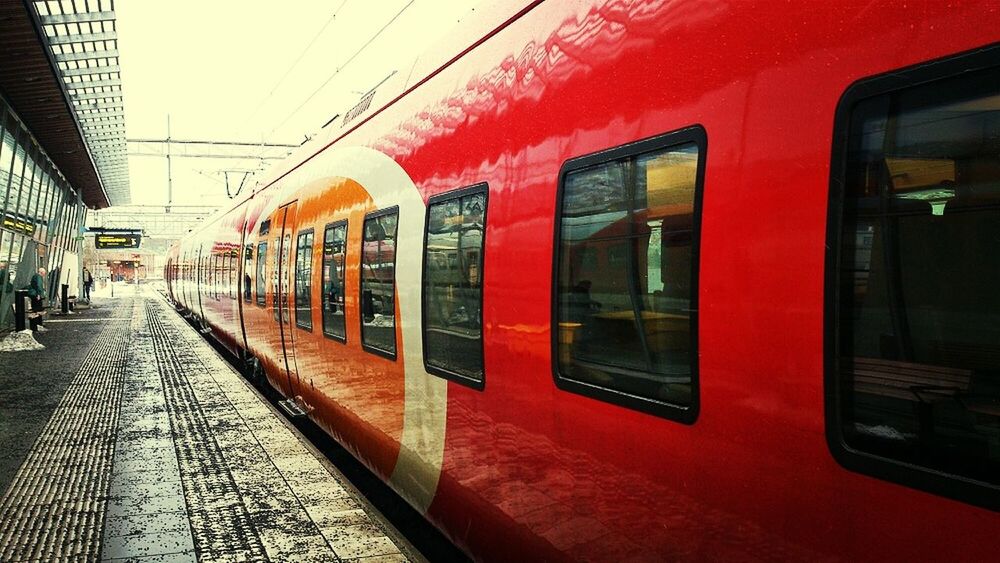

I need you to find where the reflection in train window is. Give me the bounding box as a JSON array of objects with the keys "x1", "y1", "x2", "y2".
[
  {"x1": 294, "y1": 230, "x2": 314, "y2": 330},
  {"x1": 832, "y1": 60, "x2": 1000, "y2": 498},
  {"x1": 255, "y1": 242, "x2": 267, "y2": 306},
  {"x1": 243, "y1": 244, "x2": 253, "y2": 302},
  {"x1": 423, "y1": 185, "x2": 487, "y2": 388},
  {"x1": 555, "y1": 128, "x2": 704, "y2": 421},
  {"x1": 360, "y1": 208, "x2": 398, "y2": 357},
  {"x1": 322, "y1": 221, "x2": 347, "y2": 341}
]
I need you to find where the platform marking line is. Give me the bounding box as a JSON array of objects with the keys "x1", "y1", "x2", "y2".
[
  {"x1": 46, "y1": 316, "x2": 135, "y2": 322},
  {"x1": 0, "y1": 300, "x2": 134, "y2": 562},
  {"x1": 99, "y1": 301, "x2": 196, "y2": 562}
]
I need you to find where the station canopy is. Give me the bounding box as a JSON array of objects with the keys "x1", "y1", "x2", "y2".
[{"x1": 0, "y1": 0, "x2": 130, "y2": 209}]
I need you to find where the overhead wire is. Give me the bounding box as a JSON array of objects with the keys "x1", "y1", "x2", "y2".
[
  {"x1": 245, "y1": 0, "x2": 351, "y2": 124},
  {"x1": 266, "y1": 0, "x2": 415, "y2": 139}
]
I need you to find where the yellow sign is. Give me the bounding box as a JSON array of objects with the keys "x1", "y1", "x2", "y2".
[
  {"x1": 95, "y1": 233, "x2": 142, "y2": 249},
  {"x1": 2, "y1": 213, "x2": 35, "y2": 236}
]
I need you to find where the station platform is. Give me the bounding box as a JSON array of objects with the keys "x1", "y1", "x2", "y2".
[{"x1": 0, "y1": 286, "x2": 417, "y2": 563}]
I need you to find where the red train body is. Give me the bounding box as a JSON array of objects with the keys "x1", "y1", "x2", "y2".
[{"x1": 166, "y1": 1, "x2": 1000, "y2": 560}]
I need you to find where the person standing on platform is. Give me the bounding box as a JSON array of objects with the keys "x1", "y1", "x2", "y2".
[
  {"x1": 27, "y1": 267, "x2": 47, "y2": 332},
  {"x1": 0, "y1": 261, "x2": 10, "y2": 294},
  {"x1": 82, "y1": 267, "x2": 93, "y2": 300}
]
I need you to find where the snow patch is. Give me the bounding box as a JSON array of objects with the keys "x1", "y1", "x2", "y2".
[
  {"x1": 0, "y1": 329, "x2": 45, "y2": 352},
  {"x1": 854, "y1": 423, "x2": 908, "y2": 441}
]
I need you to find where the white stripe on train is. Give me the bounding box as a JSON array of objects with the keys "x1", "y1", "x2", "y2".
[{"x1": 279, "y1": 144, "x2": 448, "y2": 514}]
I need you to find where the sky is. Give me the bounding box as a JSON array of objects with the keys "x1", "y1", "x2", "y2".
[{"x1": 116, "y1": 0, "x2": 487, "y2": 209}]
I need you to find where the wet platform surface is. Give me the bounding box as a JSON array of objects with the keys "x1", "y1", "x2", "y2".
[{"x1": 0, "y1": 286, "x2": 416, "y2": 562}]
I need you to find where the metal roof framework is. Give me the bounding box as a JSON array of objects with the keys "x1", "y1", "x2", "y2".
[
  {"x1": 0, "y1": 1, "x2": 101, "y2": 208},
  {"x1": 32, "y1": 0, "x2": 130, "y2": 206},
  {"x1": 89, "y1": 205, "x2": 221, "y2": 240}
]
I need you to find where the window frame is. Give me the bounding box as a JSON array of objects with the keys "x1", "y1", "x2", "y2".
[
  {"x1": 294, "y1": 228, "x2": 315, "y2": 331},
  {"x1": 421, "y1": 183, "x2": 489, "y2": 391},
  {"x1": 825, "y1": 44, "x2": 1000, "y2": 511},
  {"x1": 321, "y1": 219, "x2": 349, "y2": 344},
  {"x1": 359, "y1": 206, "x2": 400, "y2": 360},
  {"x1": 255, "y1": 241, "x2": 267, "y2": 307},
  {"x1": 242, "y1": 243, "x2": 253, "y2": 303},
  {"x1": 551, "y1": 125, "x2": 707, "y2": 424}
]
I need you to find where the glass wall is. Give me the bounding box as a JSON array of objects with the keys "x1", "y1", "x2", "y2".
[{"x1": 0, "y1": 94, "x2": 88, "y2": 329}]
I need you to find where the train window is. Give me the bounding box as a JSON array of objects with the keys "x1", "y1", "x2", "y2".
[
  {"x1": 360, "y1": 207, "x2": 398, "y2": 358},
  {"x1": 553, "y1": 126, "x2": 705, "y2": 423},
  {"x1": 255, "y1": 242, "x2": 267, "y2": 306},
  {"x1": 422, "y1": 185, "x2": 488, "y2": 389},
  {"x1": 828, "y1": 49, "x2": 1000, "y2": 509},
  {"x1": 322, "y1": 221, "x2": 347, "y2": 342},
  {"x1": 243, "y1": 244, "x2": 253, "y2": 302},
  {"x1": 294, "y1": 230, "x2": 314, "y2": 330}
]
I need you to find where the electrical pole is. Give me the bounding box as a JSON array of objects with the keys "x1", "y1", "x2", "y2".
[{"x1": 166, "y1": 114, "x2": 172, "y2": 213}]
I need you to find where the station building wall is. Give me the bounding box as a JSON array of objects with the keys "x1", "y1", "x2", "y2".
[{"x1": 0, "y1": 94, "x2": 88, "y2": 328}]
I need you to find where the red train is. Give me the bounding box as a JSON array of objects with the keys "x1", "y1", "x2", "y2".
[{"x1": 166, "y1": 1, "x2": 1000, "y2": 560}]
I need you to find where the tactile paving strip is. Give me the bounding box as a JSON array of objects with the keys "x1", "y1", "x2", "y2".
[
  {"x1": 0, "y1": 290, "x2": 412, "y2": 563},
  {"x1": 144, "y1": 292, "x2": 409, "y2": 562},
  {"x1": 144, "y1": 302, "x2": 270, "y2": 561},
  {"x1": 0, "y1": 299, "x2": 135, "y2": 562}
]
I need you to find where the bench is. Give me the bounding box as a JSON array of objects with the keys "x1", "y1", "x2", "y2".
[
  {"x1": 850, "y1": 357, "x2": 972, "y2": 403},
  {"x1": 922, "y1": 343, "x2": 1000, "y2": 418},
  {"x1": 849, "y1": 357, "x2": 974, "y2": 439}
]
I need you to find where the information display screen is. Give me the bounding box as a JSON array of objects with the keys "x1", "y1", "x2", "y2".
[
  {"x1": 95, "y1": 233, "x2": 141, "y2": 249},
  {"x1": 2, "y1": 212, "x2": 35, "y2": 236}
]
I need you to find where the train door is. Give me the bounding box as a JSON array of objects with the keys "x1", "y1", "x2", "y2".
[
  {"x1": 274, "y1": 201, "x2": 307, "y2": 414},
  {"x1": 182, "y1": 249, "x2": 191, "y2": 309},
  {"x1": 237, "y1": 240, "x2": 251, "y2": 353},
  {"x1": 196, "y1": 243, "x2": 206, "y2": 320}
]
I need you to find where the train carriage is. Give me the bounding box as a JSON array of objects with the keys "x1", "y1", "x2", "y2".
[{"x1": 166, "y1": 1, "x2": 1000, "y2": 560}]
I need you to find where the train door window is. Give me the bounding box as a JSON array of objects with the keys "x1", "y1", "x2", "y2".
[
  {"x1": 294, "y1": 230, "x2": 314, "y2": 330},
  {"x1": 243, "y1": 244, "x2": 253, "y2": 303},
  {"x1": 233, "y1": 250, "x2": 239, "y2": 299},
  {"x1": 360, "y1": 207, "x2": 398, "y2": 358},
  {"x1": 322, "y1": 221, "x2": 347, "y2": 341},
  {"x1": 554, "y1": 126, "x2": 705, "y2": 423},
  {"x1": 229, "y1": 253, "x2": 235, "y2": 299},
  {"x1": 828, "y1": 49, "x2": 1000, "y2": 509},
  {"x1": 422, "y1": 185, "x2": 487, "y2": 389},
  {"x1": 273, "y1": 235, "x2": 282, "y2": 321},
  {"x1": 255, "y1": 242, "x2": 267, "y2": 306},
  {"x1": 278, "y1": 234, "x2": 291, "y2": 324}
]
